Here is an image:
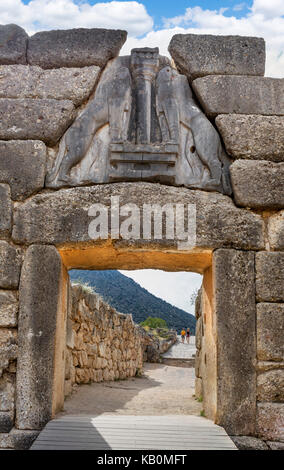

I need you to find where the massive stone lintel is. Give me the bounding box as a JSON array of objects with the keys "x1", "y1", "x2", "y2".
[{"x1": 12, "y1": 183, "x2": 264, "y2": 250}]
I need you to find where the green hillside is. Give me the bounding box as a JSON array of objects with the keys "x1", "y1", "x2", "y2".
[{"x1": 69, "y1": 270, "x2": 196, "y2": 333}]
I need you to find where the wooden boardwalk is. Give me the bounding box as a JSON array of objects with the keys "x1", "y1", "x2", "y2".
[{"x1": 31, "y1": 415, "x2": 237, "y2": 450}]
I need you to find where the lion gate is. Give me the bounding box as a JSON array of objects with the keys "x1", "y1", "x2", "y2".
[{"x1": 0, "y1": 25, "x2": 283, "y2": 449}]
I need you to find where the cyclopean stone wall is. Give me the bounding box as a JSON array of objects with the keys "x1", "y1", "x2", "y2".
[
  {"x1": 0, "y1": 25, "x2": 283, "y2": 449},
  {"x1": 65, "y1": 283, "x2": 143, "y2": 397},
  {"x1": 170, "y1": 34, "x2": 284, "y2": 448}
]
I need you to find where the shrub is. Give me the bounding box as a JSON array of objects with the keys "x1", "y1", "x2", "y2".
[{"x1": 140, "y1": 317, "x2": 168, "y2": 329}]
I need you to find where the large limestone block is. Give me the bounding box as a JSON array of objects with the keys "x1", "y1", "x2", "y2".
[
  {"x1": 0, "y1": 65, "x2": 100, "y2": 107},
  {"x1": 257, "y1": 370, "x2": 284, "y2": 402},
  {"x1": 213, "y1": 249, "x2": 256, "y2": 435},
  {"x1": 0, "y1": 141, "x2": 46, "y2": 201},
  {"x1": 195, "y1": 377, "x2": 203, "y2": 399},
  {"x1": 168, "y1": 34, "x2": 265, "y2": 81},
  {"x1": 0, "y1": 329, "x2": 17, "y2": 377},
  {"x1": 0, "y1": 184, "x2": 11, "y2": 235},
  {"x1": 27, "y1": 28, "x2": 127, "y2": 69},
  {"x1": 0, "y1": 411, "x2": 13, "y2": 433},
  {"x1": 195, "y1": 317, "x2": 202, "y2": 350},
  {"x1": 12, "y1": 183, "x2": 264, "y2": 251},
  {"x1": 0, "y1": 24, "x2": 28, "y2": 65},
  {"x1": 230, "y1": 161, "x2": 284, "y2": 209},
  {"x1": 0, "y1": 241, "x2": 21, "y2": 289},
  {"x1": 230, "y1": 436, "x2": 269, "y2": 450},
  {"x1": 16, "y1": 245, "x2": 63, "y2": 430},
  {"x1": 0, "y1": 98, "x2": 75, "y2": 145},
  {"x1": 256, "y1": 403, "x2": 284, "y2": 441},
  {"x1": 267, "y1": 441, "x2": 284, "y2": 450},
  {"x1": 268, "y1": 211, "x2": 284, "y2": 251},
  {"x1": 0, "y1": 373, "x2": 15, "y2": 412},
  {"x1": 256, "y1": 253, "x2": 284, "y2": 302},
  {"x1": 36, "y1": 66, "x2": 100, "y2": 106},
  {"x1": 7, "y1": 428, "x2": 40, "y2": 450},
  {"x1": 257, "y1": 303, "x2": 284, "y2": 361},
  {"x1": 0, "y1": 291, "x2": 18, "y2": 327},
  {"x1": 216, "y1": 115, "x2": 284, "y2": 162},
  {"x1": 192, "y1": 76, "x2": 284, "y2": 117}
]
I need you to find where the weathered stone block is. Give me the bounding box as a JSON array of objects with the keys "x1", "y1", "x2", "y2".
[
  {"x1": 195, "y1": 377, "x2": 203, "y2": 399},
  {"x1": 216, "y1": 115, "x2": 284, "y2": 162},
  {"x1": 257, "y1": 370, "x2": 284, "y2": 402},
  {"x1": 12, "y1": 183, "x2": 264, "y2": 251},
  {"x1": 195, "y1": 289, "x2": 202, "y2": 319},
  {"x1": 0, "y1": 373, "x2": 15, "y2": 412},
  {"x1": 0, "y1": 290, "x2": 18, "y2": 327},
  {"x1": 192, "y1": 76, "x2": 284, "y2": 117},
  {"x1": 230, "y1": 161, "x2": 284, "y2": 209},
  {"x1": 256, "y1": 403, "x2": 284, "y2": 441},
  {"x1": 0, "y1": 99, "x2": 75, "y2": 145},
  {"x1": 213, "y1": 249, "x2": 256, "y2": 435},
  {"x1": 0, "y1": 65, "x2": 100, "y2": 107},
  {"x1": 195, "y1": 317, "x2": 202, "y2": 350},
  {"x1": 0, "y1": 24, "x2": 28, "y2": 65},
  {"x1": 230, "y1": 436, "x2": 269, "y2": 450},
  {"x1": 0, "y1": 141, "x2": 46, "y2": 201},
  {"x1": 257, "y1": 303, "x2": 284, "y2": 361},
  {"x1": 8, "y1": 428, "x2": 40, "y2": 450},
  {"x1": 0, "y1": 241, "x2": 21, "y2": 289},
  {"x1": 36, "y1": 66, "x2": 100, "y2": 106},
  {"x1": 257, "y1": 361, "x2": 284, "y2": 372},
  {"x1": 0, "y1": 411, "x2": 13, "y2": 432},
  {"x1": 169, "y1": 34, "x2": 265, "y2": 81},
  {"x1": 256, "y1": 253, "x2": 284, "y2": 302},
  {"x1": 16, "y1": 245, "x2": 63, "y2": 430},
  {"x1": 0, "y1": 329, "x2": 17, "y2": 377},
  {"x1": 27, "y1": 28, "x2": 127, "y2": 69},
  {"x1": 64, "y1": 380, "x2": 72, "y2": 398},
  {"x1": 267, "y1": 441, "x2": 284, "y2": 450},
  {"x1": 0, "y1": 184, "x2": 12, "y2": 235},
  {"x1": 0, "y1": 432, "x2": 10, "y2": 448},
  {"x1": 268, "y1": 211, "x2": 284, "y2": 251}
]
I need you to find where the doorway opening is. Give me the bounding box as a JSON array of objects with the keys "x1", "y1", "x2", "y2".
[{"x1": 60, "y1": 267, "x2": 203, "y2": 418}]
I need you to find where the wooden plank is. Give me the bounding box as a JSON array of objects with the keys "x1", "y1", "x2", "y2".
[{"x1": 31, "y1": 415, "x2": 237, "y2": 450}]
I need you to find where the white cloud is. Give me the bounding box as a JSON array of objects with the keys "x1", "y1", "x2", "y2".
[
  {"x1": 0, "y1": 0, "x2": 153, "y2": 37},
  {"x1": 233, "y1": 3, "x2": 247, "y2": 11},
  {"x1": 121, "y1": 2, "x2": 284, "y2": 77},
  {"x1": 252, "y1": 0, "x2": 284, "y2": 18}
]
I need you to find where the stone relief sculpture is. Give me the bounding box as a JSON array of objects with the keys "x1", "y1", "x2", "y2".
[{"x1": 46, "y1": 47, "x2": 231, "y2": 195}]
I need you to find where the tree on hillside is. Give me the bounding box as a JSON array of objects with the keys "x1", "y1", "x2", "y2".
[
  {"x1": 190, "y1": 288, "x2": 199, "y2": 306},
  {"x1": 140, "y1": 317, "x2": 168, "y2": 329}
]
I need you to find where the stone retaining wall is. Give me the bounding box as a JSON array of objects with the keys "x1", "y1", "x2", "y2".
[{"x1": 64, "y1": 284, "x2": 144, "y2": 397}]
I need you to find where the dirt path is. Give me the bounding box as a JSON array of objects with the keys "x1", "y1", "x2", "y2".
[{"x1": 58, "y1": 363, "x2": 202, "y2": 417}]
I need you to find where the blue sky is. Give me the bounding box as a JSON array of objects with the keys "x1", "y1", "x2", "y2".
[{"x1": 83, "y1": 0, "x2": 252, "y2": 25}]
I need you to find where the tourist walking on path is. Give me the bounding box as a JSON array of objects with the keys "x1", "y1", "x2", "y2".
[
  {"x1": 181, "y1": 329, "x2": 186, "y2": 343},
  {"x1": 186, "y1": 328, "x2": 191, "y2": 344}
]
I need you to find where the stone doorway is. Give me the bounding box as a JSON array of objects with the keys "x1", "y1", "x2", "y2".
[{"x1": 15, "y1": 241, "x2": 257, "y2": 440}]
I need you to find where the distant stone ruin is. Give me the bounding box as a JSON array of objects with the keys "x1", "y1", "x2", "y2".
[{"x1": 0, "y1": 25, "x2": 283, "y2": 450}]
